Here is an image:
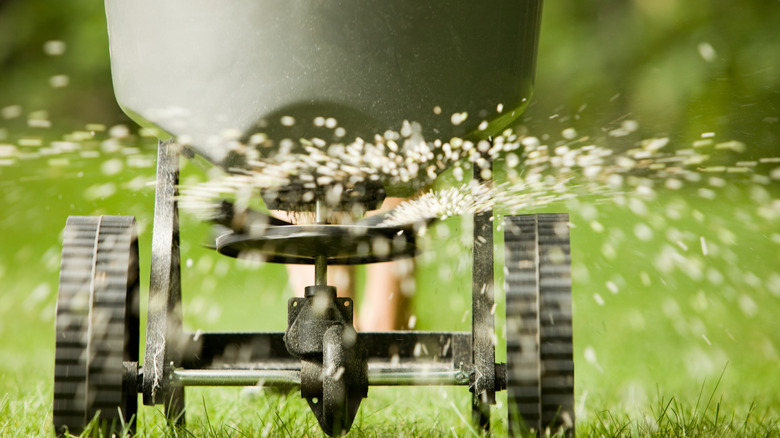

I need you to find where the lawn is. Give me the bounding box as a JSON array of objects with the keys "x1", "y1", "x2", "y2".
[{"x1": 1, "y1": 132, "x2": 778, "y2": 436}]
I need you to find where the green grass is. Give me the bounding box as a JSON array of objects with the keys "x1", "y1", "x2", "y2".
[
  {"x1": 2, "y1": 142, "x2": 780, "y2": 437},
  {"x1": 2, "y1": 383, "x2": 778, "y2": 437}
]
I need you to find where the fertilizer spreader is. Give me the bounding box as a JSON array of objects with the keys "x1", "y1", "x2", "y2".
[{"x1": 53, "y1": 1, "x2": 574, "y2": 436}]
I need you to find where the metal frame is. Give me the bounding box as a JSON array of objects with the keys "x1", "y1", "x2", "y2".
[
  {"x1": 143, "y1": 140, "x2": 185, "y2": 423},
  {"x1": 472, "y1": 165, "x2": 496, "y2": 429},
  {"x1": 138, "y1": 141, "x2": 504, "y2": 432}
]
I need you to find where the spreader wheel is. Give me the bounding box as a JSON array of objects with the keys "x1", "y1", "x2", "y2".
[
  {"x1": 53, "y1": 216, "x2": 140, "y2": 436},
  {"x1": 504, "y1": 214, "x2": 575, "y2": 436}
]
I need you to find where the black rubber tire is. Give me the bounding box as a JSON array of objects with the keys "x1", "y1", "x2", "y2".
[
  {"x1": 504, "y1": 214, "x2": 575, "y2": 436},
  {"x1": 53, "y1": 216, "x2": 140, "y2": 436}
]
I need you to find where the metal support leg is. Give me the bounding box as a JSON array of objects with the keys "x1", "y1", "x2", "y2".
[
  {"x1": 143, "y1": 140, "x2": 185, "y2": 425},
  {"x1": 285, "y1": 262, "x2": 368, "y2": 436},
  {"x1": 472, "y1": 167, "x2": 496, "y2": 430}
]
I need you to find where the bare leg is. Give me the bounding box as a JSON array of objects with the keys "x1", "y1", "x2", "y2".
[
  {"x1": 357, "y1": 197, "x2": 413, "y2": 331},
  {"x1": 359, "y1": 258, "x2": 413, "y2": 331}
]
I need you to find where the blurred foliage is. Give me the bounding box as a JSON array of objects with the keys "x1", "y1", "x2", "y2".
[
  {"x1": 0, "y1": 0, "x2": 125, "y2": 132},
  {"x1": 528, "y1": 0, "x2": 779, "y2": 156}
]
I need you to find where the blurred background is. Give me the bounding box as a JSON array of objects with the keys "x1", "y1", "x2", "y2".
[{"x1": 1, "y1": 0, "x2": 778, "y2": 431}]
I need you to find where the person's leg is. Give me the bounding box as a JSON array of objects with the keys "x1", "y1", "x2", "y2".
[
  {"x1": 358, "y1": 258, "x2": 413, "y2": 331},
  {"x1": 357, "y1": 197, "x2": 413, "y2": 331}
]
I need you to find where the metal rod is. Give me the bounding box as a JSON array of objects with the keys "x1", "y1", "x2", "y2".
[
  {"x1": 171, "y1": 367, "x2": 470, "y2": 387},
  {"x1": 315, "y1": 199, "x2": 327, "y2": 224},
  {"x1": 368, "y1": 368, "x2": 470, "y2": 386},
  {"x1": 313, "y1": 199, "x2": 329, "y2": 286},
  {"x1": 172, "y1": 369, "x2": 301, "y2": 387},
  {"x1": 314, "y1": 255, "x2": 327, "y2": 286}
]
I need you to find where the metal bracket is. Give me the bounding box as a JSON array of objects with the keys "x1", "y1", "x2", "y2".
[
  {"x1": 284, "y1": 285, "x2": 368, "y2": 436},
  {"x1": 284, "y1": 285, "x2": 354, "y2": 358}
]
